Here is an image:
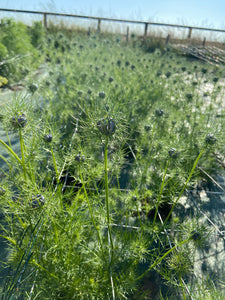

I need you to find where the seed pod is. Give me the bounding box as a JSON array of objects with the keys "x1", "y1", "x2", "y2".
[
  {"x1": 43, "y1": 134, "x2": 52, "y2": 143},
  {"x1": 75, "y1": 154, "x2": 85, "y2": 162},
  {"x1": 165, "y1": 71, "x2": 171, "y2": 78},
  {"x1": 205, "y1": 134, "x2": 216, "y2": 145},
  {"x1": 117, "y1": 60, "x2": 121, "y2": 67},
  {"x1": 97, "y1": 117, "x2": 116, "y2": 136},
  {"x1": 98, "y1": 91, "x2": 106, "y2": 99},
  {"x1": 29, "y1": 83, "x2": 38, "y2": 93},
  {"x1": 11, "y1": 114, "x2": 27, "y2": 129},
  {"x1": 168, "y1": 148, "x2": 180, "y2": 159},
  {"x1": 144, "y1": 125, "x2": 151, "y2": 131},
  {"x1": 155, "y1": 109, "x2": 164, "y2": 117},
  {"x1": 191, "y1": 230, "x2": 201, "y2": 241},
  {"x1": 31, "y1": 194, "x2": 45, "y2": 208},
  {"x1": 185, "y1": 93, "x2": 193, "y2": 100}
]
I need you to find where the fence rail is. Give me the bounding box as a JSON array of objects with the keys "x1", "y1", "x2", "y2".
[{"x1": 1, "y1": 8, "x2": 225, "y2": 40}]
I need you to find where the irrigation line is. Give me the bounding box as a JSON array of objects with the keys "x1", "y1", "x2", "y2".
[
  {"x1": 157, "y1": 211, "x2": 194, "y2": 300},
  {"x1": 200, "y1": 191, "x2": 225, "y2": 195},
  {"x1": 127, "y1": 143, "x2": 142, "y2": 176},
  {"x1": 198, "y1": 167, "x2": 225, "y2": 192},
  {"x1": 82, "y1": 223, "x2": 225, "y2": 238},
  {"x1": 63, "y1": 184, "x2": 225, "y2": 196},
  {"x1": 108, "y1": 231, "x2": 115, "y2": 300},
  {"x1": 188, "y1": 187, "x2": 225, "y2": 239},
  {"x1": 198, "y1": 208, "x2": 225, "y2": 239}
]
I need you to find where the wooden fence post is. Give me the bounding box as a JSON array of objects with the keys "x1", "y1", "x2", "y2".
[
  {"x1": 188, "y1": 27, "x2": 192, "y2": 39},
  {"x1": 126, "y1": 26, "x2": 129, "y2": 42},
  {"x1": 166, "y1": 34, "x2": 170, "y2": 44},
  {"x1": 43, "y1": 13, "x2": 47, "y2": 28},
  {"x1": 97, "y1": 19, "x2": 101, "y2": 32},
  {"x1": 144, "y1": 23, "x2": 148, "y2": 38},
  {"x1": 202, "y1": 37, "x2": 206, "y2": 47}
]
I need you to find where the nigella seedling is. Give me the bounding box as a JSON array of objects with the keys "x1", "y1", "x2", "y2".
[
  {"x1": 0, "y1": 187, "x2": 6, "y2": 196},
  {"x1": 43, "y1": 134, "x2": 53, "y2": 143},
  {"x1": 31, "y1": 194, "x2": 46, "y2": 208},
  {"x1": 11, "y1": 113, "x2": 27, "y2": 129},
  {"x1": 97, "y1": 117, "x2": 116, "y2": 136},
  {"x1": 205, "y1": 134, "x2": 217, "y2": 145},
  {"x1": 168, "y1": 148, "x2": 180, "y2": 159},
  {"x1": 155, "y1": 109, "x2": 164, "y2": 117},
  {"x1": 108, "y1": 76, "x2": 114, "y2": 83}
]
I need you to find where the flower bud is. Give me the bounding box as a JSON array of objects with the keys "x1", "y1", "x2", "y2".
[
  {"x1": 11, "y1": 114, "x2": 27, "y2": 129},
  {"x1": 97, "y1": 117, "x2": 116, "y2": 136},
  {"x1": 43, "y1": 134, "x2": 53, "y2": 143},
  {"x1": 31, "y1": 194, "x2": 45, "y2": 208},
  {"x1": 205, "y1": 134, "x2": 216, "y2": 145}
]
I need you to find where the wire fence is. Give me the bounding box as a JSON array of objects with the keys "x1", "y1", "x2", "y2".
[{"x1": 1, "y1": 8, "x2": 225, "y2": 42}]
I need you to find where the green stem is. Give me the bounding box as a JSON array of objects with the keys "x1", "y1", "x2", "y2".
[
  {"x1": 104, "y1": 141, "x2": 114, "y2": 251},
  {"x1": 50, "y1": 145, "x2": 59, "y2": 183},
  {"x1": 135, "y1": 238, "x2": 191, "y2": 281},
  {"x1": 78, "y1": 166, "x2": 104, "y2": 255},
  {"x1": 6, "y1": 130, "x2": 12, "y2": 148},
  {"x1": 19, "y1": 128, "x2": 26, "y2": 180},
  {"x1": 0, "y1": 139, "x2": 22, "y2": 164},
  {"x1": 163, "y1": 149, "x2": 204, "y2": 226},
  {"x1": 104, "y1": 140, "x2": 115, "y2": 299},
  {"x1": 0, "y1": 154, "x2": 13, "y2": 171},
  {"x1": 180, "y1": 276, "x2": 186, "y2": 300},
  {"x1": 153, "y1": 162, "x2": 169, "y2": 227}
]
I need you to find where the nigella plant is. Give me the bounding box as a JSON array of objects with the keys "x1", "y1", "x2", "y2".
[
  {"x1": 205, "y1": 134, "x2": 217, "y2": 145},
  {"x1": 155, "y1": 109, "x2": 164, "y2": 117},
  {"x1": 11, "y1": 113, "x2": 27, "y2": 129},
  {"x1": 0, "y1": 187, "x2": 6, "y2": 196},
  {"x1": 29, "y1": 83, "x2": 38, "y2": 94},
  {"x1": 97, "y1": 117, "x2": 116, "y2": 137},
  {"x1": 43, "y1": 133, "x2": 53, "y2": 143},
  {"x1": 168, "y1": 148, "x2": 180, "y2": 159},
  {"x1": 30, "y1": 194, "x2": 46, "y2": 208}
]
